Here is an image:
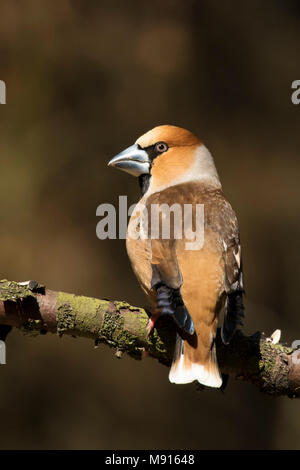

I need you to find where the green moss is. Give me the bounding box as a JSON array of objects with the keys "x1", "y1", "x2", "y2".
[
  {"x1": 56, "y1": 292, "x2": 109, "y2": 339},
  {"x1": 112, "y1": 305, "x2": 175, "y2": 364},
  {"x1": 0, "y1": 280, "x2": 174, "y2": 365},
  {"x1": 257, "y1": 337, "x2": 291, "y2": 396},
  {"x1": 259, "y1": 340, "x2": 291, "y2": 373},
  {"x1": 0, "y1": 280, "x2": 36, "y2": 302},
  {"x1": 98, "y1": 308, "x2": 144, "y2": 359},
  {"x1": 145, "y1": 317, "x2": 176, "y2": 366},
  {"x1": 114, "y1": 300, "x2": 139, "y2": 312},
  {"x1": 259, "y1": 341, "x2": 274, "y2": 371},
  {"x1": 122, "y1": 309, "x2": 148, "y2": 339},
  {"x1": 272, "y1": 343, "x2": 291, "y2": 354},
  {"x1": 57, "y1": 302, "x2": 75, "y2": 337},
  {"x1": 20, "y1": 319, "x2": 45, "y2": 337}
]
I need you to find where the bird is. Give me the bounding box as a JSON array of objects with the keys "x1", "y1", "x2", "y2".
[{"x1": 108, "y1": 125, "x2": 244, "y2": 388}]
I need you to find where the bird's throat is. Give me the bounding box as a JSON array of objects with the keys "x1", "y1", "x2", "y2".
[{"x1": 138, "y1": 174, "x2": 150, "y2": 196}]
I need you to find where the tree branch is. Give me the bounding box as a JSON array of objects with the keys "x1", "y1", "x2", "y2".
[{"x1": 0, "y1": 279, "x2": 299, "y2": 398}]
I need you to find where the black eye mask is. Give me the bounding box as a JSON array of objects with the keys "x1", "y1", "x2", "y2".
[
  {"x1": 138, "y1": 142, "x2": 169, "y2": 163},
  {"x1": 137, "y1": 142, "x2": 169, "y2": 195}
]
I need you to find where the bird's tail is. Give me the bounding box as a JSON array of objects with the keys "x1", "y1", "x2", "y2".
[{"x1": 169, "y1": 333, "x2": 222, "y2": 388}]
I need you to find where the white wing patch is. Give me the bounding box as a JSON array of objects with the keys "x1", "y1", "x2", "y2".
[{"x1": 233, "y1": 244, "x2": 241, "y2": 268}]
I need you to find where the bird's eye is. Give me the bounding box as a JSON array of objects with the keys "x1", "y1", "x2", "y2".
[{"x1": 155, "y1": 142, "x2": 168, "y2": 153}]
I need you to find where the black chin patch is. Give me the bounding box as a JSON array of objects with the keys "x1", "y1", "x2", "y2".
[
  {"x1": 139, "y1": 174, "x2": 150, "y2": 195},
  {"x1": 137, "y1": 142, "x2": 168, "y2": 195}
]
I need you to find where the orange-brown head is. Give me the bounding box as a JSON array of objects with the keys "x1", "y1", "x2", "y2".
[{"x1": 108, "y1": 125, "x2": 221, "y2": 194}]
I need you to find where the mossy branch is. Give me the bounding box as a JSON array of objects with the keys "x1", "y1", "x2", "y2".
[{"x1": 0, "y1": 279, "x2": 299, "y2": 398}]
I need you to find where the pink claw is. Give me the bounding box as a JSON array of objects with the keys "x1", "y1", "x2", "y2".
[{"x1": 146, "y1": 310, "x2": 161, "y2": 336}]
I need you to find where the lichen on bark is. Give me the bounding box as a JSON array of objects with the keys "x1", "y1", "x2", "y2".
[
  {"x1": 0, "y1": 279, "x2": 299, "y2": 398},
  {"x1": 0, "y1": 279, "x2": 36, "y2": 302}
]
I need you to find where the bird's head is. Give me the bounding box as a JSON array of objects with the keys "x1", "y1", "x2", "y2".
[{"x1": 108, "y1": 125, "x2": 220, "y2": 194}]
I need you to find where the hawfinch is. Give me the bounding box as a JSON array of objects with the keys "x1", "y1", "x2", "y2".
[{"x1": 108, "y1": 125, "x2": 244, "y2": 388}]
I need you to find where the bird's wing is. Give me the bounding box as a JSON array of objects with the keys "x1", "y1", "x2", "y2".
[
  {"x1": 143, "y1": 182, "x2": 244, "y2": 339},
  {"x1": 205, "y1": 195, "x2": 245, "y2": 344},
  {"x1": 144, "y1": 188, "x2": 194, "y2": 334}
]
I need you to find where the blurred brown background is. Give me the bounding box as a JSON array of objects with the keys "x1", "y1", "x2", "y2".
[{"x1": 0, "y1": 0, "x2": 299, "y2": 450}]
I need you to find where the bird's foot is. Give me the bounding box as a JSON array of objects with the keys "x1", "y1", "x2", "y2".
[{"x1": 146, "y1": 308, "x2": 161, "y2": 336}]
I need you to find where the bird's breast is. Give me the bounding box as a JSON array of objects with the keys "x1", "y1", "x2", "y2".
[{"x1": 126, "y1": 199, "x2": 154, "y2": 302}]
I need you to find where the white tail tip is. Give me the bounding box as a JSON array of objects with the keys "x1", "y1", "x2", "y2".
[{"x1": 169, "y1": 357, "x2": 222, "y2": 388}]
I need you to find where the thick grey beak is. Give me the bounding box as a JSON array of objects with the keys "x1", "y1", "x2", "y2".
[{"x1": 108, "y1": 144, "x2": 150, "y2": 177}]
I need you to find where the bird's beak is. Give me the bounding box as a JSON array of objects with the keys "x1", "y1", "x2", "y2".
[{"x1": 108, "y1": 144, "x2": 150, "y2": 177}]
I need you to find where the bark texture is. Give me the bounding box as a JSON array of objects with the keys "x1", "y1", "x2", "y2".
[{"x1": 0, "y1": 279, "x2": 299, "y2": 398}]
